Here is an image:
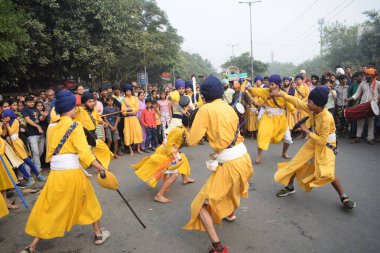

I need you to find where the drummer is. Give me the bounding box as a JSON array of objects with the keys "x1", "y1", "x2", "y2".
[
  {"x1": 75, "y1": 92, "x2": 114, "y2": 168},
  {"x1": 345, "y1": 68, "x2": 380, "y2": 145}
]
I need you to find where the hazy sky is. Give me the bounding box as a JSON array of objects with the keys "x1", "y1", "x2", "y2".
[{"x1": 155, "y1": 0, "x2": 378, "y2": 70}]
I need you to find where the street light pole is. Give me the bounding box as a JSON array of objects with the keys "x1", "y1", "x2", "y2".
[{"x1": 239, "y1": 1, "x2": 262, "y2": 78}]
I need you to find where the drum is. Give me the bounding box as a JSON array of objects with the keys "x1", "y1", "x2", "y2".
[
  {"x1": 344, "y1": 100, "x2": 379, "y2": 122},
  {"x1": 95, "y1": 125, "x2": 105, "y2": 141},
  {"x1": 234, "y1": 102, "x2": 245, "y2": 117}
]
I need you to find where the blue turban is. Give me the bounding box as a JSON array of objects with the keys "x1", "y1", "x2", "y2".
[
  {"x1": 55, "y1": 90, "x2": 76, "y2": 114},
  {"x1": 308, "y1": 86, "x2": 329, "y2": 107},
  {"x1": 122, "y1": 84, "x2": 133, "y2": 92},
  {"x1": 239, "y1": 78, "x2": 245, "y2": 84},
  {"x1": 295, "y1": 74, "x2": 304, "y2": 80},
  {"x1": 2, "y1": 109, "x2": 17, "y2": 126},
  {"x1": 283, "y1": 76, "x2": 292, "y2": 82},
  {"x1": 185, "y1": 81, "x2": 193, "y2": 90},
  {"x1": 254, "y1": 75, "x2": 263, "y2": 83},
  {"x1": 200, "y1": 76, "x2": 224, "y2": 102},
  {"x1": 81, "y1": 91, "x2": 94, "y2": 104},
  {"x1": 269, "y1": 74, "x2": 282, "y2": 87},
  {"x1": 175, "y1": 79, "x2": 185, "y2": 90}
]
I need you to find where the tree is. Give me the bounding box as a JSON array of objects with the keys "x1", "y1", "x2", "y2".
[
  {"x1": 0, "y1": 0, "x2": 30, "y2": 86},
  {"x1": 221, "y1": 52, "x2": 268, "y2": 78},
  {"x1": 175, "y1": 51, "x2": 216, "y2": 80}
]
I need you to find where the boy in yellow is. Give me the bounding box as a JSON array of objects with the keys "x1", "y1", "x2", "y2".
[
  {"x1": 272, "y1": 86, "x2": 356, "y2": 209},
  {"x1": 185, "y1": 81, "x2": 203, "y2": 108},
  {"x1": 121, "y1": 84, "x2": 143, "y2": 155},
  {"x1": 2, "y1": 109, "x2": 46, "y2": 184},
  {"x1": 247, "y1": 74, "x2": 297, "y2": 164},
  {"x1": 183, "y1": 76, "x2": 253, "y2": 253},
  {"x1": 294, "y1": 74, "x2": 310, "y2": 138},
  {"x1": 132, "y1": 119, "x2": 193, "y2": 203},
  {"x1": 21, "y1": 90, "x2": 110, "y2": 253},
  {"x1": 165, "y1": 79, "x2": 187, "y2": 135},
  {"x1": 75, "y1": 92, "x2": 113, "y2": 168},
  {"x1": 0, "y1": 124, "x2": 19, "y2": 211},
  {"x1": 282, "y1": 76, "x2": 298, "y2": 130}
]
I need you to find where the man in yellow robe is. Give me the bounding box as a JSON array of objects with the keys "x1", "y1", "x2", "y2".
[
  {"x1": 183, "y1": 76, "x2": 253, "y2": 253},
  {"x1": 121, "y1": 84, "x2": 143, "y2": 155},
  {"x1": 75, "y1": 92, "x2": 113, "y2": 169},
  {"x1": 185, "y1": 81, "x2": 203, "y2": 108},
  {"x1": 247, "y1": 75, "x2": 297, "y2": 164},
  {"x1": 21, "y1": 90, "x2": 110, "y2": 253},
  {"x1": 294, "y1": 74, "x2": 310, "y2": 138},
  {"x1": 272, "y1": 86, "x2": 356, "y2": 210}
]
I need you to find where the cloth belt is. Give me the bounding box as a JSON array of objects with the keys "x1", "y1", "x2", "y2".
[
  {"x1": 206, "y1": 142, "x2": 247, "y2": 171},
  {"x1": 50, "y1": 154, "x2": 92, "y2": 177},
  {"x1": 327, "y1": 133, "x2": 336, "y2": 142},
  {"x1": 10, "y1": 134, "x2": 19, "y2": 141},
  {"x1": 265, "y1": 106, "x2": 284, "y2": 116},
  {"x1": 172, "y1": 114, "x2": 182, "y2": 119},
  {"x1": 49, "y1": 123, "x2": 57, "y2": 127}
]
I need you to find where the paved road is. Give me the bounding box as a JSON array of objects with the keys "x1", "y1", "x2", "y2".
[{"x1": 1, "y1": 137, "x2": 379, "y2": 253}]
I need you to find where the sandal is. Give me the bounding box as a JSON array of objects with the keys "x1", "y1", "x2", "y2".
[
  {"x1": 94, "y1": 230, "x2": 111, "y2": 245},
  {"x1": 341, "y1": 197, "x2": 356, "y2": 210},
  {"x1": 20, "y1": 246, "x2": 34, "y2": 253}
]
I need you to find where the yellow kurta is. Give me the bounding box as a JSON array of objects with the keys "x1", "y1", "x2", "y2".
[
  {"x1": 284, "y1": 87, "x2": 297, "y2": 130},
  {"x1": 186, "y1": 91, "x2": 204, "y2": 108},
  {"x1": 75, "y1": 106, "x2": 113, "y2": 169},
  {"x1": 294, "y1": 84, "x2": 310, "y2": 126},
  {"x1": 0, "y1": 192, "x2": 9, "y2": 219},
  {"x1": 45, "y1": 107, "x2": 61, "y2": 163},
  {"x1": 25, "y1": 116, "x2": 102, "y2": 239},
  {"x1": 121, "y1": 96, "x2": 143, "y2": 145},
  {"x1": 275, "y1": 94, "x2": 336, "y2": 192},
  {"x1": 0, "y1": 135, "x2": 18, "y2": 191},
  {"x1": 245, "y1": 93, "x2": 264, "y2": 132},
  {"x1": 132, "y1": 126, "x2": 191, "y2": 188},
  {"x1": 183, "y1": 99, "x2": 253, "y2": 231},
  {"x1": 6, "y1": 120, "x2": 28, "y2": 159},
  {"x1": 248, "y1": 88, "x2": 297, "y2": 150}
]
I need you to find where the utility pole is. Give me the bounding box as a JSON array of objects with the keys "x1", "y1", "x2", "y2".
[
  {"x1": 227, "y1": 44, "x2": 238, "y2": 58},
  {"x1": 318, "y1": 18, "x2": 325, "y2": 55},
  {"x1": 239, "y1": 1, "x2": 262, "y2": 78}
]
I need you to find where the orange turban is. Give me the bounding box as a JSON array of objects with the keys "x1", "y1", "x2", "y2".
[{"x1": 365, "y1": 68, "x2": 377, "y2": 76}]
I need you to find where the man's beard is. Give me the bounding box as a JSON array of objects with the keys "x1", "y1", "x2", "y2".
[{"x1": 85, "y1": 104, "x2": 94, "y2": 111}]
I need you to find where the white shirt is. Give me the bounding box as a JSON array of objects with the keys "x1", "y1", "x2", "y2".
[
  {"x1": 326, "y1": 90, "x2": 336, "y2": 109},
  {"x1": 352, "y1": 80, "x2": 380, "y2": 104}
]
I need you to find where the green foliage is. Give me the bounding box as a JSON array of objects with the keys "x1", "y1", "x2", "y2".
[
  {"x1": 175, "y1": 51, "x2": 216, "y2": 80},
  {"x1": 221, "y1": 52, "x2": 268, "y2": 78},
  {"x1": 0, "y1": 0, "x2": 216, "y2": 91}
]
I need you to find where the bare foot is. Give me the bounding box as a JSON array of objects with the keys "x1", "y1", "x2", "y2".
[
  {"x1": 182, "y1": 177, "x2": 195, "y2": 185},
  {"x1": 154, "y1": 195, "x2": 172, "y2": 203},
  {"x1": 282, "y1": 153, "x2": 291, "y2": 159},
  {"x1": 129, "y1": 151, "x2": 134, "y2": 156},
  {"x1": 114, "y1": 155, "x2": 120, "y2": 159},
  {"x1": 117, "y1": 151, "x2": 124, "y2": 156},
  {"x1": 254, "y1": 157, "x2": 261, "y2": 164},
  {"x1": 7, "y1": 203, "x2": 19, "y2": 210},
  {"x1": 137, "y1": 149, "x2": 143, "y2": 154}
]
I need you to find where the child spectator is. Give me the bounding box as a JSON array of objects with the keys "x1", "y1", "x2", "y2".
[
  {"x1": 325, "y1": 80, "x2": 337, "y2": 115},
  {"x1": 157, "y1": 91, "x2": 171, "y2": 132},
  {"x1": 334, "y1": 75, "x2": 349, "y2": 136},
  {"x1": 103, "y1": 96, "x2": 121, "y2": 158},
  {"x1": 22, "y1": 96, "x2": 46, "y2": 172},
  {"x1": 152, "y1": 100, "x2": 162, "y2": 145},
  {"x1": 140, "y1": 99, "x2": 157, "y2": 151}
]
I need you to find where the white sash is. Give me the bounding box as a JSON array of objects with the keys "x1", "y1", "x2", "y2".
[
  {"x1": 206, "y1": 142, "x2": 247, "y2": 171},
  {"x1": 265, "y1": 106, "x2": 284, "y2": 116},
  {"x1": 10, "y1": 134, "x2": 19, "y2": 140},
  {"x1": 50, "y1": 154, "x2": 92, "y2": 177},
  {"x1": 328, "y1": 133, "x2": 336, "y2": 142}
]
